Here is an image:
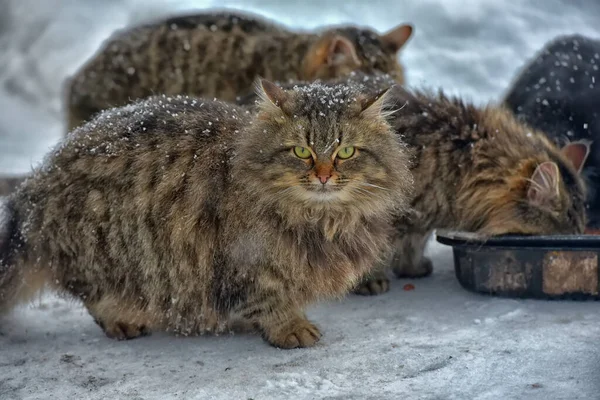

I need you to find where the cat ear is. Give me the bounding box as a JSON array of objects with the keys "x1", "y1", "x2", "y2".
[
  {"x1": 381, "y1": 24, "x2": 413, "y2": 52},
  {"x1": 256, "y1": 78, "x2": 289, "y2": 108},
  {"x1": 326, "y1": 36, "x2": 361, "y2": 67},
  {"x1": 303, "y1": 35, "x2": 360, "y2": 78},
  {"x1": 561, "y1": 140, "x2": 591, "y2": 173},
  {"x1": 360, "y1": 85, "x2": 398, "y2": 120},
  {"x1": 527, "y1": 161, "x2": 561, "y2": 208}
]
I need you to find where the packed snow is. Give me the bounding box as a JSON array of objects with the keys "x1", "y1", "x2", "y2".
[{"x1": 1, "y1": 0, "x2": 600, "y2": 399}]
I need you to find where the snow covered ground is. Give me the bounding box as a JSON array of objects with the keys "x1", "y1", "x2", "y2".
[
  {"x1": 1, "y1": 0, "x2": 600, "y2": 399},
  {"x1": 2, "y1": 245, "x2": 600, "y2": 400}
]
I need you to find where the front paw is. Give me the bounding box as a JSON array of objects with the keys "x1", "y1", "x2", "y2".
[
  {"x1": 353, "y1": 273, "x2": 390, "y2": 296},
  {"x1": 263, "y1": 317, "x2": 321, "y2": 349},
  {"x1": 97, "y1": 319, "x2": 151, "y2": 341},
  {"x1": 392, "y1": 256, "x2": 433, "y2": 279}
]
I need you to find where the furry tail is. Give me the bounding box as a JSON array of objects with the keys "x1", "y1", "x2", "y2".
[
  {"x1": 0, "y1": 175, "x2": 27, "y2": 197},
  {"x1": 0, "y1": 199, "x2": 48, "y2": 314}
]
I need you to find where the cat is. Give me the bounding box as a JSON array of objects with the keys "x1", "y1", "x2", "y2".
[
  {"x1": 367, "y1": 82, "x2": 589, "y2": 293},
  {"x1": 503, "y1": 34, "x2": 599, "y2": 228},
  {"x1": 65, "y1": 10, "x2": 413, "y2": 131},
  {"x1": 246, "y1": 72, "x2": 589, "y2": 294},
  {"x1": 0, "y1": 80, "x2": 413, "y2": 348}
]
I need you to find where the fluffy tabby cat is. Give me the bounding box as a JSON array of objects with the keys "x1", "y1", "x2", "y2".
[
  {"x1": 0, "y1": 80, "x2": 412, "y2": 348},
  {"x1": 378, "y1": 87, "x2": 588, "y2": 288},
  {"x1": 373, "y1": 80, "x2": 588, "y2": 293},
  {"x1": 65, "y1": 10, "x2": 413, "y2": 131},
  {"x1": 251, "y1": 72, "x2": 589, "y2": 294}
]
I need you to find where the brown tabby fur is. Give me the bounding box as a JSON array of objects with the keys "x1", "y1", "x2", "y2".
[
  {"x1": 0, "y1": 81, "x2": 413, "y2": 348},
  {"x1": 255, "y1": 72, "x2": 589, "y2": 295},
  {"x1": 374, "y1": 81, "x2": 588, "y2": 293},
  {"x1": 65, "y1": 10, "x2": 412, "y2": 131}
]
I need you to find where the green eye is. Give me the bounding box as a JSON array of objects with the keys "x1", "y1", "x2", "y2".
[
  {"x1": 337, "y1": 146, "x2": 355, "y2": 160},
  {"x1": 293, "y1": 146, "x2": 311, "y2": 159}
]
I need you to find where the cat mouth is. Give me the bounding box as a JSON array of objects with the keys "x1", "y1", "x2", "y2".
[
  {"x1": 305, "y1": 184, "x2": 343, "y2": 202},
  {"x1": 309, "y1": 191, "x2": 341, "y2": 202}
]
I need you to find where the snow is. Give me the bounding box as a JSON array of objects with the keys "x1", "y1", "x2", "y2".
[{"x1": 1, "y1": 1, "x2": 600, "y2": 399}]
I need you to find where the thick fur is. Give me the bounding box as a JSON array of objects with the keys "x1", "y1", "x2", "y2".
[
  {"x1": 0, "y1": 199, "x2": 35, "y2": 314},
  {"x1": 0, "y1": 82, "x2": 412, "y2": 348},
  {"x1": 261, "y1": 72, "x2": 588, "y2": 294},
  {"x1": 503, "y1": 34, "x2": 600, "y2": 227},
  {"x1": 65, "y1": 11, "x2": 411, "y2": 131},
  {"x1": 381, "y1": 84, "x2": 587, "y2": 289}
]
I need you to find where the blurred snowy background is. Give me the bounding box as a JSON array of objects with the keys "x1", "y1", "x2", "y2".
[{"x1": 1, "y1": 1, "x2": 600, "y2": 399}]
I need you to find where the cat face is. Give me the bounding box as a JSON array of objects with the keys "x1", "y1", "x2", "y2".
[
  {"x1": 237, "y1": 80, "x2": 412, "y2": 217},
  {"x1": 302, "y1": 25, "x2": 413, "y2": 84}
]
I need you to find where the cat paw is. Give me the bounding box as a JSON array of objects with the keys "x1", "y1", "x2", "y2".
[
  {"x1": 392, "y1": 257, "x2": 433, "y2": 279},
  {"x1": 353, "y1": 275, "x2": 390, "y2": 296},
  {"x1": 265, "y1": 318, "x2": 321, "y2": 349},
  {"x1": 96, "y1": 319, "x2": 150, "y2": 341}
]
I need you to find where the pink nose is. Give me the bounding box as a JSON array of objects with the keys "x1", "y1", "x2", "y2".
[
  {"x1": 315, "y1": 163, "x2": 333, "y2": 184},
  {"x1": 318, "y1": 174, "x2": 330, "y2": 184}
]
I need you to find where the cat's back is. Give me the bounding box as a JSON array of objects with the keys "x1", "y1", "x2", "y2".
[
  {"x1": 161, "y1": 10, "x2": 284, "y2": 34},
  {"x1": 384, "y1": 87, "x2": 584, "y2": 229},
  {"x1": 67, "y1": 12, "x2": 290, "y2": 111},
  {"x1": 17, "y1": 96, "x2": 250, "y2": 230},
  {"x1": 504, "y1": 34, "x2": 600, "y2": 143},
  {"x1": 387, "y1": 88, "x2": 565, "y2": 174},
  {"x1": 387, "y1": 88, "x2": 480, "y2": 147},
  {"x1": 62, "y1": 95, "x2": 246, "y2": 163}
]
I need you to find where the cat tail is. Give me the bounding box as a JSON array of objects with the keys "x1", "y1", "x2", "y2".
[{"x1": 0, "y1": 198, "x2": 48, "y2": 314}]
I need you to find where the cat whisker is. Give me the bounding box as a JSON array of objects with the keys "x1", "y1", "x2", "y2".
[
  {"x1": 349, "y1": 186, "x2": 385, "y2": 199},
  {"x1": 381, "y1": 100, "x2": 408, "y2": 119},
  {"x1": 357, "y1": 182, "x2": 390, "y2": 191},
  {"x1": 353, "y1": 188, "x2": 372, "y2": 196},
  {"x1": 274, "y1": 187, "x2": 297, "y2": 197},
  {"x1": 264, "y1": 186, "x2": 298, "y2": 202}
]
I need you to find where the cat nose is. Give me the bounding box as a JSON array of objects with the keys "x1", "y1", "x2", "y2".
[
  {"x1": 315, "y1": 163, "x2": 333, "y2": 184},
  {"x1": 318, "y1": 174, "x2": 330, "y2": 184}
]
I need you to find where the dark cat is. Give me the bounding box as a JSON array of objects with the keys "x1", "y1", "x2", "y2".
[
  {"x1": 0, "y1": 80, "x2": 413, "y2": 347},
  {"x1": 66, "y1": 10, "x2": 413, "y2": 131},
  {"x1": 503, "y1": 34, "x2": 599, "y2": 228}
]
